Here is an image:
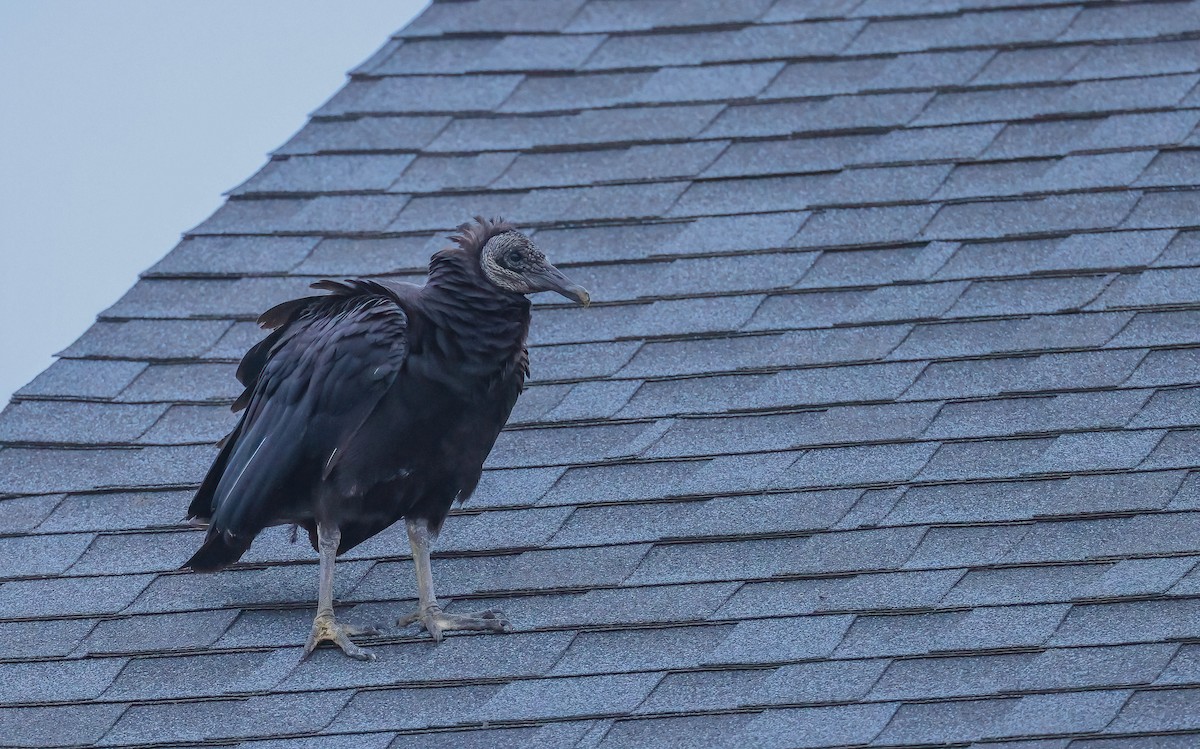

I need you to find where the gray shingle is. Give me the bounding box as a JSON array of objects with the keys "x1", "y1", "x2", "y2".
[
  {"x1": 1155, "y1": 229, "x2": 1200, "y2": 266},
  {"x1": 0, "y1": 704, "x2": 126, "y2": 748},
  {"x1": 924, "y1": 390, "x2": 1150, "y2": 441},
  {"x1": 102, "y1": 650, "x2": 293, "y2": 700},
  {"x1": 778, "y1": 442, "x2": 939, "y2": 488},
  {"x1": 83, "y1": 609, "x2": 238, "y2": 654},
  {"x1": 798, "y1": 243, "x2": 955, "y2": 288},
  {"x1": 716, "y1": 569, "x2": 962, "y2": 618},
  {"x1": 1061, "y1": 1, "x2": 1200, "y2": 41},
  {"x1": 377, "y1": 35, "x2": 605, "y2": 75},
  {"x1": 68, "y1": 529, "x2": 202, "y2": 575},
  {"x1": 117, "y1": 362, "x2": 239, "y2": 403},
  {"x1": 1035, "y1": 229, "x2": 1174, "y2": 272},
  {"x1": 0, "y1": 401, "x2": 167, "y2": 445},
  {"x1": 1051, "y1": 598, "x2": 1200, "y2": 646},
  {"x1": 862, "y1": 123, "x2": 1002, "y2": 163},
  {"x1": 470, "y1": 674, "x2": 662, "y2": 723},
  {"x1": 703, "y1": 134, "x2": 875, "y2": 178},
  {"x1": 103, "y1": 690, "x2": 352, "y2": 745},
  {"x1": 703, "y1": 92, "x2": 931, "y2": 139},
  {"x1": 191, "y1": 194, "x2": 410, "y2": 234},
  {"x1": 1141, "y1": 428, "x2": 1200, "y2": 470},
  {"x1": 836, "y1": 604, "x2": 1069, "y2": 658},
  {"x1": 234, "y1": 153, "x2": 416, "y2": 194},
  {"x1": 1071, "y1": 39, "x2": 1200, "y2": 82},
  {"x1": 873, "y1": 697, "x2": 1018, "y2": 745},
  {"x1": 1126, "y1": 348, "x2": 1200, "y2": 387},
  {"x1": 632, "y1": 62, "x2": 784, "y2": 105},
  {"x1": 0, "y1": 444, "x2": 213, "y2": 495},
  {"x1": 1106, "y1": 687, "x2": 1200, "y2": 733},
  {"x1": 705, "y1": 615, "x2": 854, "y2": 665},
  {"x1": 0, "y1": 618, "x2": 96, "y2": 659},
  {"x1": 1059, "y1": 73, "x2": 1200, "y2": 115},
  {"x1": 564, "y1": 0, "x2": 774, "y2": 32},
  {"x1": 869, "y1": 651, "x2": 1034, "y2": 700},
  {"x1": 0, "y1": 532, "x2": 92, "y2": 577},
  {"x1": 500, "y1": 71, "x2": 653, "y2": 113},
  {"x1": 540, "y1": 460, "x2": 701, "y2": 505},
  {"x1": 488, "y1": 421, "x2": 666, "y2": 467},
  {"x1": 984, "y1": 118, "x2": 1105, "y2": 159},
  {"x1": 15, "y1": 359, "x2": 147, "y2": 399},
  {"x1": 917, "y1": 85, "x2": 1067, "y2": 127},
  {"x1": 923, "y1": 193, "x2": 1141, "y2": 240},
  {"x1": 497, "y1": 141, "x2": 724, "y2": 190},
  {"x1": 59, "y1": 319, "x2": 232, "y2": 360},
  {"x1": 848, "y1": 7, "x2": 1078, "y2": 54},
  {"x1": 352, "y1": 544, "x2": 648, "y2": 600},
  {"x1": 598, "y1": 714, "x2": 755, "y2": 749},
  {"x1": 894, "y1": 312, "x2": 1131, "y2": 360},
  {"x1": 148, "y1": 235, "x2": 317, "y2": 276},
  {"x1": 37, "y1": 490, "x2": 189, "y2": 533},
  {"x1": 1091, "y1": 110, "x2": 1200, "y2": 151},
  {"x1": 917, "y1": 437, "x2": 1052, "y2": 481},
  {"x1": 550, "y1": 624, "x2": 734, "y2": 675},
  {"x1": 791, "y1": 204, "x2": 939, "y2": 248},
  {"x1": 1023, "y1": 430, "x2": 1163, "y2": 473},
  {"x1": 1092, "y1": 267, "x2": 1200, "y2": 309},
  {"x1": 0, "y1": 573, "x2": 154, "y2": 617},
  {"x1": 636, "y1": 669, "x2": 772, "y2": 714},
  {"x1": 744, "y1": 703, "x2": 899, "y2": 749},
  {"x1": 129, "y1": 561, "x2": 370, "y2": 614},
  {"x1": 1022, "y1": 643, "x2": 1178, "y2": 691},
  {"x1": 585, "y1": 21, "x2": 862, "y2": 70},
  {"x1": 0, "y1": 493, "x2": 61, "y2": 533},
  {"x1": 762, "y1": 659, "x2": 891, "y2": 705},
  {"x1": 274, "y1": 115, "x2": 450, "y2": 155},
  {"x1": 973, "y1": 45, "x2": 1088, "y2": 85},
  {"x1": 317, "y1": 74, "x2": 524, "y2": 117},
  {"x1": 403, "y1": 0, "x2": 585, "y2": 34},
  {"x1": 1130, "y1": 387, "x2": 1200, "y2": 428},
  {"x1": 626, "y1": 537, "x2": 803, "y2": 585},
  {"x1": 137, "y1": 403, "x2": 238, "y2": 445},
  {"x1": 429, "y1": 105, "x2": 722, "y2": 152},
  {"x1": 1157, "y1": 643, "x2": 1200, "y2": 685},
  {"x1": 905, "y1": 524, "x2": 1030, "y2": 570},
  {"x1": 944, "y1": 557, "x2": 1193, "y2": 607},
  {"x1": 0, "y1": 658, "x2": 126, "y2": 705}
]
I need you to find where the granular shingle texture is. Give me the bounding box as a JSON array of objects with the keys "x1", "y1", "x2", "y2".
[{"x1": 3, "y1": 1, "x2": 1200, "y2": 746}]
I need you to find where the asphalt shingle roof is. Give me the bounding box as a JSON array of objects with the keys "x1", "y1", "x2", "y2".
[{"x1": 3, "y1": 0, "x2": 1200, "y2": 746}]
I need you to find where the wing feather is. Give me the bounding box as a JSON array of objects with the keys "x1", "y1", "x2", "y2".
[{"x1": 186, "y1": 281, "x2": 408, "y2": 547}]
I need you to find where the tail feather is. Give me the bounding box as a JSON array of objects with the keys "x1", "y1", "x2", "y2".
[{"x1": 182, "y1": 531, "x2": 252, "y2": 572}]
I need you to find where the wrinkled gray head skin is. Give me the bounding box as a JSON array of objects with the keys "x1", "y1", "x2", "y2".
[{"x1": 480, "y1": 229, "x2": 590, "y2": 305}]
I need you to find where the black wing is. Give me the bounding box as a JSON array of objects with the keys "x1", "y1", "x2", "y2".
[{"x1": 184, "y1": 280, "x2": 407, "y2": 570}]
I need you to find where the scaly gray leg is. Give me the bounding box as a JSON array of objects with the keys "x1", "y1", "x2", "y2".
[
  {"x1": 303, "y1": 522, "x2": 379, "y2": 661},
  {"x1": 396, "y1": 517, "x2": 511, "y2": 642}
]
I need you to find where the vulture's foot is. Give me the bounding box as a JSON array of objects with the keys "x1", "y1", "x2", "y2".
[
  {"x1": 397, "y1": 602, "x2": 511, "y2": 642},
  {"x1": 303, "y1": 614, "x2": 380, "y2": 661}
]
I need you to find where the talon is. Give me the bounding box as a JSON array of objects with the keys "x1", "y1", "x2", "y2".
[
  {"x1": 303, "y1": 615, "x2": 377, "y2": 661},
  {"x1": 397, "y1": 603, "x2": 512, "y2": 641}
]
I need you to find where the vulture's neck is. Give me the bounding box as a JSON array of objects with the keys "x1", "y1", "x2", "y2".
[{"x1": 415, "y1": 250, "x2": 530, "y2": 371}]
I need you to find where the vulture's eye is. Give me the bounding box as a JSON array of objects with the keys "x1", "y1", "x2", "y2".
[{"x1": 506, "y1": 250, "x2": 522, "y2": 266}]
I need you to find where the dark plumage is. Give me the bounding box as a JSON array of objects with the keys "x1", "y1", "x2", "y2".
[{"x1": 183, "y1": 217, "x2": 590, "y2": 659}]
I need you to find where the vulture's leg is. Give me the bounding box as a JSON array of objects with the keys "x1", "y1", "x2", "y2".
[
  {"x1": 397, "y1": 517, "x2": 511, "y2": 642},
  {"x1": 303, "y1": 522, "x2": 378, "y2": 661}
]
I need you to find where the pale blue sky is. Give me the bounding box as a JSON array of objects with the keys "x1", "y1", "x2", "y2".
[{"x1": 0, "y1": 0, "x2": 427, "y2": 404}]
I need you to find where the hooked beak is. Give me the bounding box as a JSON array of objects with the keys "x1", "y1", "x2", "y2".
[{"x1": 531, "y1": 263, "x2": 591, "y2": 306}]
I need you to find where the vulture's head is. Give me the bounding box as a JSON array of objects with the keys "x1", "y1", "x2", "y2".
[{"x1": 456, "y1": 217, "x2": 590, "y2": 306}]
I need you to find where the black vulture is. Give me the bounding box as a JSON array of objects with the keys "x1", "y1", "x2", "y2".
[{"x1": 183, "y1": 217, "x2": 590, "y2": 660}]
